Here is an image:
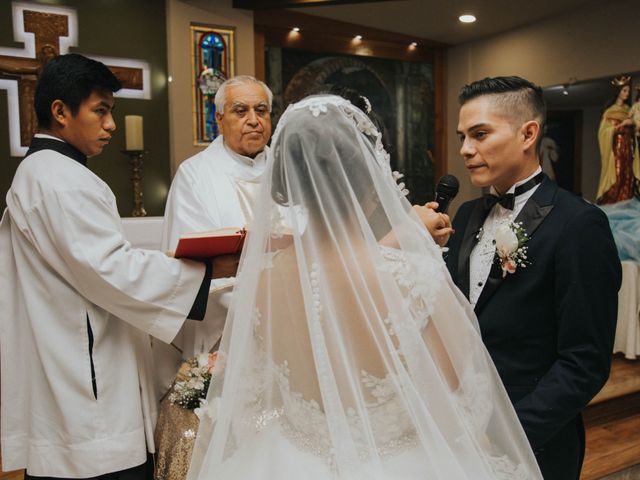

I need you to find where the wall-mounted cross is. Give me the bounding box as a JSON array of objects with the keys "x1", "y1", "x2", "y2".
[{"x1": 0, "y1": 2, "x2": 150, "y2": 157}]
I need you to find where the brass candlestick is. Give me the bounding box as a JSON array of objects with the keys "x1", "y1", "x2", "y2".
[{"x1": 122, "y1": 150, "x2": 147, "y2": 217}]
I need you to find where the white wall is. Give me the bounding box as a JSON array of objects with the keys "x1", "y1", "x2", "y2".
[
  {"x1": 446, "y1": 0, "x2": 640, "y2": 210},
  {"x1": 166, "y1": 0, "x2": 255, "y2": 173}
]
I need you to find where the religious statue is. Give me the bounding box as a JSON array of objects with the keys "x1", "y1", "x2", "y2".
[
  {"x1": 596, "y1": 75, "x2": 640, "y2": 204},
  {"x1": 629, "y1": 85, "x2": 640, "y2": 138},
  {"x1": 539, "y1": 136, "x2": 558, "y2": 182}
]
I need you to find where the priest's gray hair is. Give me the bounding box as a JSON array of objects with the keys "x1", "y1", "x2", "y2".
[{"x1": 215, "y1": 75, "x2": 273, "y2": 114}]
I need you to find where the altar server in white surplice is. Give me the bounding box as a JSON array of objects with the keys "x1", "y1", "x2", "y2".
[
  {"x1": 156, "y1": 76, "x2": 273, "y2": 393},
  {"x1": 0, "y1": 55, "x2": 243, "y2": 479}
]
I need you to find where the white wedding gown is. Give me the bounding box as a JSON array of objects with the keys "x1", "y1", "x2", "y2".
[{"x1": 187, "y1": 95, "x2": 542, "y2": 480}]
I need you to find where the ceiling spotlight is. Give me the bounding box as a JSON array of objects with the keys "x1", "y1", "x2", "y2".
[
  {"x1": 459, "y1": 14, "x2": 476, "y2": 23},
  {"x1": 354, "y1": 35, "x2": 363, "y2": 41},
  {"x1": 562, "y1": 87, "x2": 569, "y2": 95},
  {"x1": 410, "y1": 42, "x2": 418, "y2": 48},
  {"x1": 292, "y1": 27, "x2": 300, "y2": 32}
]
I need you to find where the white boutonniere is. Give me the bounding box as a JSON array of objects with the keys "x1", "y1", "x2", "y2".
[{"x1": 494, "y1": 222, "x2": 530, "y2": 277}]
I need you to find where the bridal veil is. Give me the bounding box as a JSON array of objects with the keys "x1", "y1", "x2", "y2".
[{"x1": 187, "y1": 95, "x2": 542, "y2": 479}]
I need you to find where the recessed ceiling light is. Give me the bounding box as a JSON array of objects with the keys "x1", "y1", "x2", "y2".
[
  {"x1": 459, "y1": 14, "x2": 476, "y2": 23},
  {"x1": 354, "y1": 35, "x2": 363, "y2": 40},
  {"x1": 410, "y1": 42, "x2": 418, "y2": 47},
  {"x1": 292, "y1": 27, "x2": 300, "y2": 32}
]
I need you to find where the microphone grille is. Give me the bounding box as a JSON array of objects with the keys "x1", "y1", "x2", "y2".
[{"x1": 437, "y1": 174, "x2": 459, "y2": 195}]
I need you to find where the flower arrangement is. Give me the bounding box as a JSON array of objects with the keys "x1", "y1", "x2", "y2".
[
  {"x1": 168, "y1": 352, "x2": 217, "y2": 410},
  {"x1": 494, "y1": 221, "x2": 530, "y2": 277}
]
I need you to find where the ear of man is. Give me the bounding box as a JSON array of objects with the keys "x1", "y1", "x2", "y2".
[
  {"x1": 215, "y1": 111, "x2": 224, "y2": 135},
  {"x1": 520, "y1": 120, "x2": 541, "y2": 153},
  {"x1": 51, "y1": 99, "x2": 68, "y2": 127}
]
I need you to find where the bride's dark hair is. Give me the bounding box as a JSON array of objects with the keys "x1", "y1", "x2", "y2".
[
  {"x1": 306, "y1": 85, "x2": 392, "y2": 152},
  {"x1": 271, "y1": 106, "x2": 377, "y2": 213}
]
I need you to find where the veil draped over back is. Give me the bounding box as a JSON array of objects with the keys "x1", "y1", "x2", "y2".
[{"x1": 187, "y1": 95, "x2": 542, "y2": 479}]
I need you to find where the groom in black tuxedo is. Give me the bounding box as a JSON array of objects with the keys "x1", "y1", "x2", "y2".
[{"x1": 446, "y1": 76, "x2": 621, "y2": 479}]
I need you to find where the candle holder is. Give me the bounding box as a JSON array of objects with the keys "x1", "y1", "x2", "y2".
[{"x1": 122, "y1": 149, "x2": 148, "y2": 217}]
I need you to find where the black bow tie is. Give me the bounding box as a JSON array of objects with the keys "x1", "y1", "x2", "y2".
[
  {"x1": 483, "y1": 192, "x2": 515, "y2": 210},
  {"x1": 482, "y1": 172, "x2": 545, "y2": 211}
]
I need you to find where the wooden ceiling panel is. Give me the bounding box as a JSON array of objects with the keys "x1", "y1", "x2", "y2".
[{"x1": 233, "y1": 0, "x2": 401, "y2": 9}]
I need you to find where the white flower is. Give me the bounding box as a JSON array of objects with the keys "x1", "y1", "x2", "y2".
[
  {"x1": 357, "y1": 119, "x2": 377, "y2": 136},
  {"x1": 494, "y1": 224, "x2": 519, "y2": 255},
  {"x1": 196, "y1": 352, "x2": 209, "y2": 369},
  {"x1": 194, "y1": 397, "x2": 221, "y2": 422},
  {"x1": 493, "y1": 221, "x2": 531, "y2": 277},
  {"x1": 187, "y1": 378, "x2": 205, "y2": 390},
  {"x1": 309, "y1": 103, "x2": 328, "y2": 117}
]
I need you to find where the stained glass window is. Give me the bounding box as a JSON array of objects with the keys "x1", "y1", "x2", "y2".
[{"x1": 190, "y1": 25, "x2": 235, "y2": 145}]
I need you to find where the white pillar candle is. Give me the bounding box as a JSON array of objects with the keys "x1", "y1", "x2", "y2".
[{"x1": 125, "y1": 115, "x2": 144, "y2": 151}]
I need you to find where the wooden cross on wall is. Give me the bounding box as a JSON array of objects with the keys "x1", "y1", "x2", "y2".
[{"x1": 0, "y1": 2, "x2": 150, "y2": 157}]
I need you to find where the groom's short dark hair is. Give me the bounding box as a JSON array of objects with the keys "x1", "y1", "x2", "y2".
[{"x1": 459, "y1": 76, "x2": 546, "y2": 151}]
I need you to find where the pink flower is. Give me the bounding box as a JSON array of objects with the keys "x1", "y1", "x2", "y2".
[
  {"x1": 207, "y1": 352, "x2": 218, "y2": 373},
  {"x1": 501, "y1": 259, "x2": 517, "y2": 277}
]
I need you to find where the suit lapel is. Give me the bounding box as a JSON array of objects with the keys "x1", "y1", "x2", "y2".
[
  {"x1": 474, "y1": 177, "x2": 556, "y2": 313},
  {"x1": 513, "y1": 178, "x2": 556, "y2": 239},
  {"x1": 457, "y1": 200, "x2": 487, "y2": 299}
]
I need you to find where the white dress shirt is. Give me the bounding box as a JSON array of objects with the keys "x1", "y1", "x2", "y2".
[{"x1": 469, "y1": 167, "x2": 543, "y2": 306}]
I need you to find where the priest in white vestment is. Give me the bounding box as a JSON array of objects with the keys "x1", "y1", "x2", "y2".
[
  {"x1": 156, "y1": 76, "x2": 273, "y2": 394},
  {"x1": 0, "y1": 54, "x2": 224, "y2": 480}
]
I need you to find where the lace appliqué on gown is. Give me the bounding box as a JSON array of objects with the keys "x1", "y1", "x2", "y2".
[
  {"x1": 273, "y1": 360, "x2": 418, "y2": 468},
  {"x1": 377, "y1": 246, "x2": 443, "y2": 334},
  {"x1": 454, "y1": 370, "x2": 531, "y2": 479}
]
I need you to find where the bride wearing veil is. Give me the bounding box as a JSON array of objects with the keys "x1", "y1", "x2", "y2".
[{"x1": 187, "y1": 95, "x2": 542, "y2": 479}]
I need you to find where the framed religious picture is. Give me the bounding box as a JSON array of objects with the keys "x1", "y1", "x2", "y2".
[
  {"x1": 190, "y1": 24, "x2": 235, "y2": 146},
  {"x1": 543, "y1": 110, "x2": 583, "y2": 194}
]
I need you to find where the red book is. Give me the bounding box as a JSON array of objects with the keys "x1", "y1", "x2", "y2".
[{"x1": 174, "y1": 227, "x2": 247, "y2": 259}]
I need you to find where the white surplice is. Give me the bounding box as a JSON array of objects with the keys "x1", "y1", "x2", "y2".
[
  {"x1": 0, "y1": 142, "x2": 206, "y2": 477},
  {"x1": 156, "y1": 136, "x2": 267, "y2": 393}
]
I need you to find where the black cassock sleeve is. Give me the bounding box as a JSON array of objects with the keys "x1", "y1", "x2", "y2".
[{"x1": 187, "y1": 260, "x2": 212, "y2": 321}]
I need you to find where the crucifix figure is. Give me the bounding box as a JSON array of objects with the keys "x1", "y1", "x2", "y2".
[{"x1": 0, "y1": 8, "x2": 144, "y2": 150}]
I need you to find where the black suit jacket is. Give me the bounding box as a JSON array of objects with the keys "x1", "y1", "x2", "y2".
[{"x1": 446, "y1": 178, "x2": 621, "y2": 471}]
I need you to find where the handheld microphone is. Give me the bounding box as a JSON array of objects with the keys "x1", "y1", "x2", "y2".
[{"x1": 434, "y1": 174, "x2": 459, "y2": 213}]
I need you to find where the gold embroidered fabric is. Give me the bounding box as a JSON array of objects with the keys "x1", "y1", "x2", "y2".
[{"x1": 154, "y1": 363, "x2": 200, "y2": 480}]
